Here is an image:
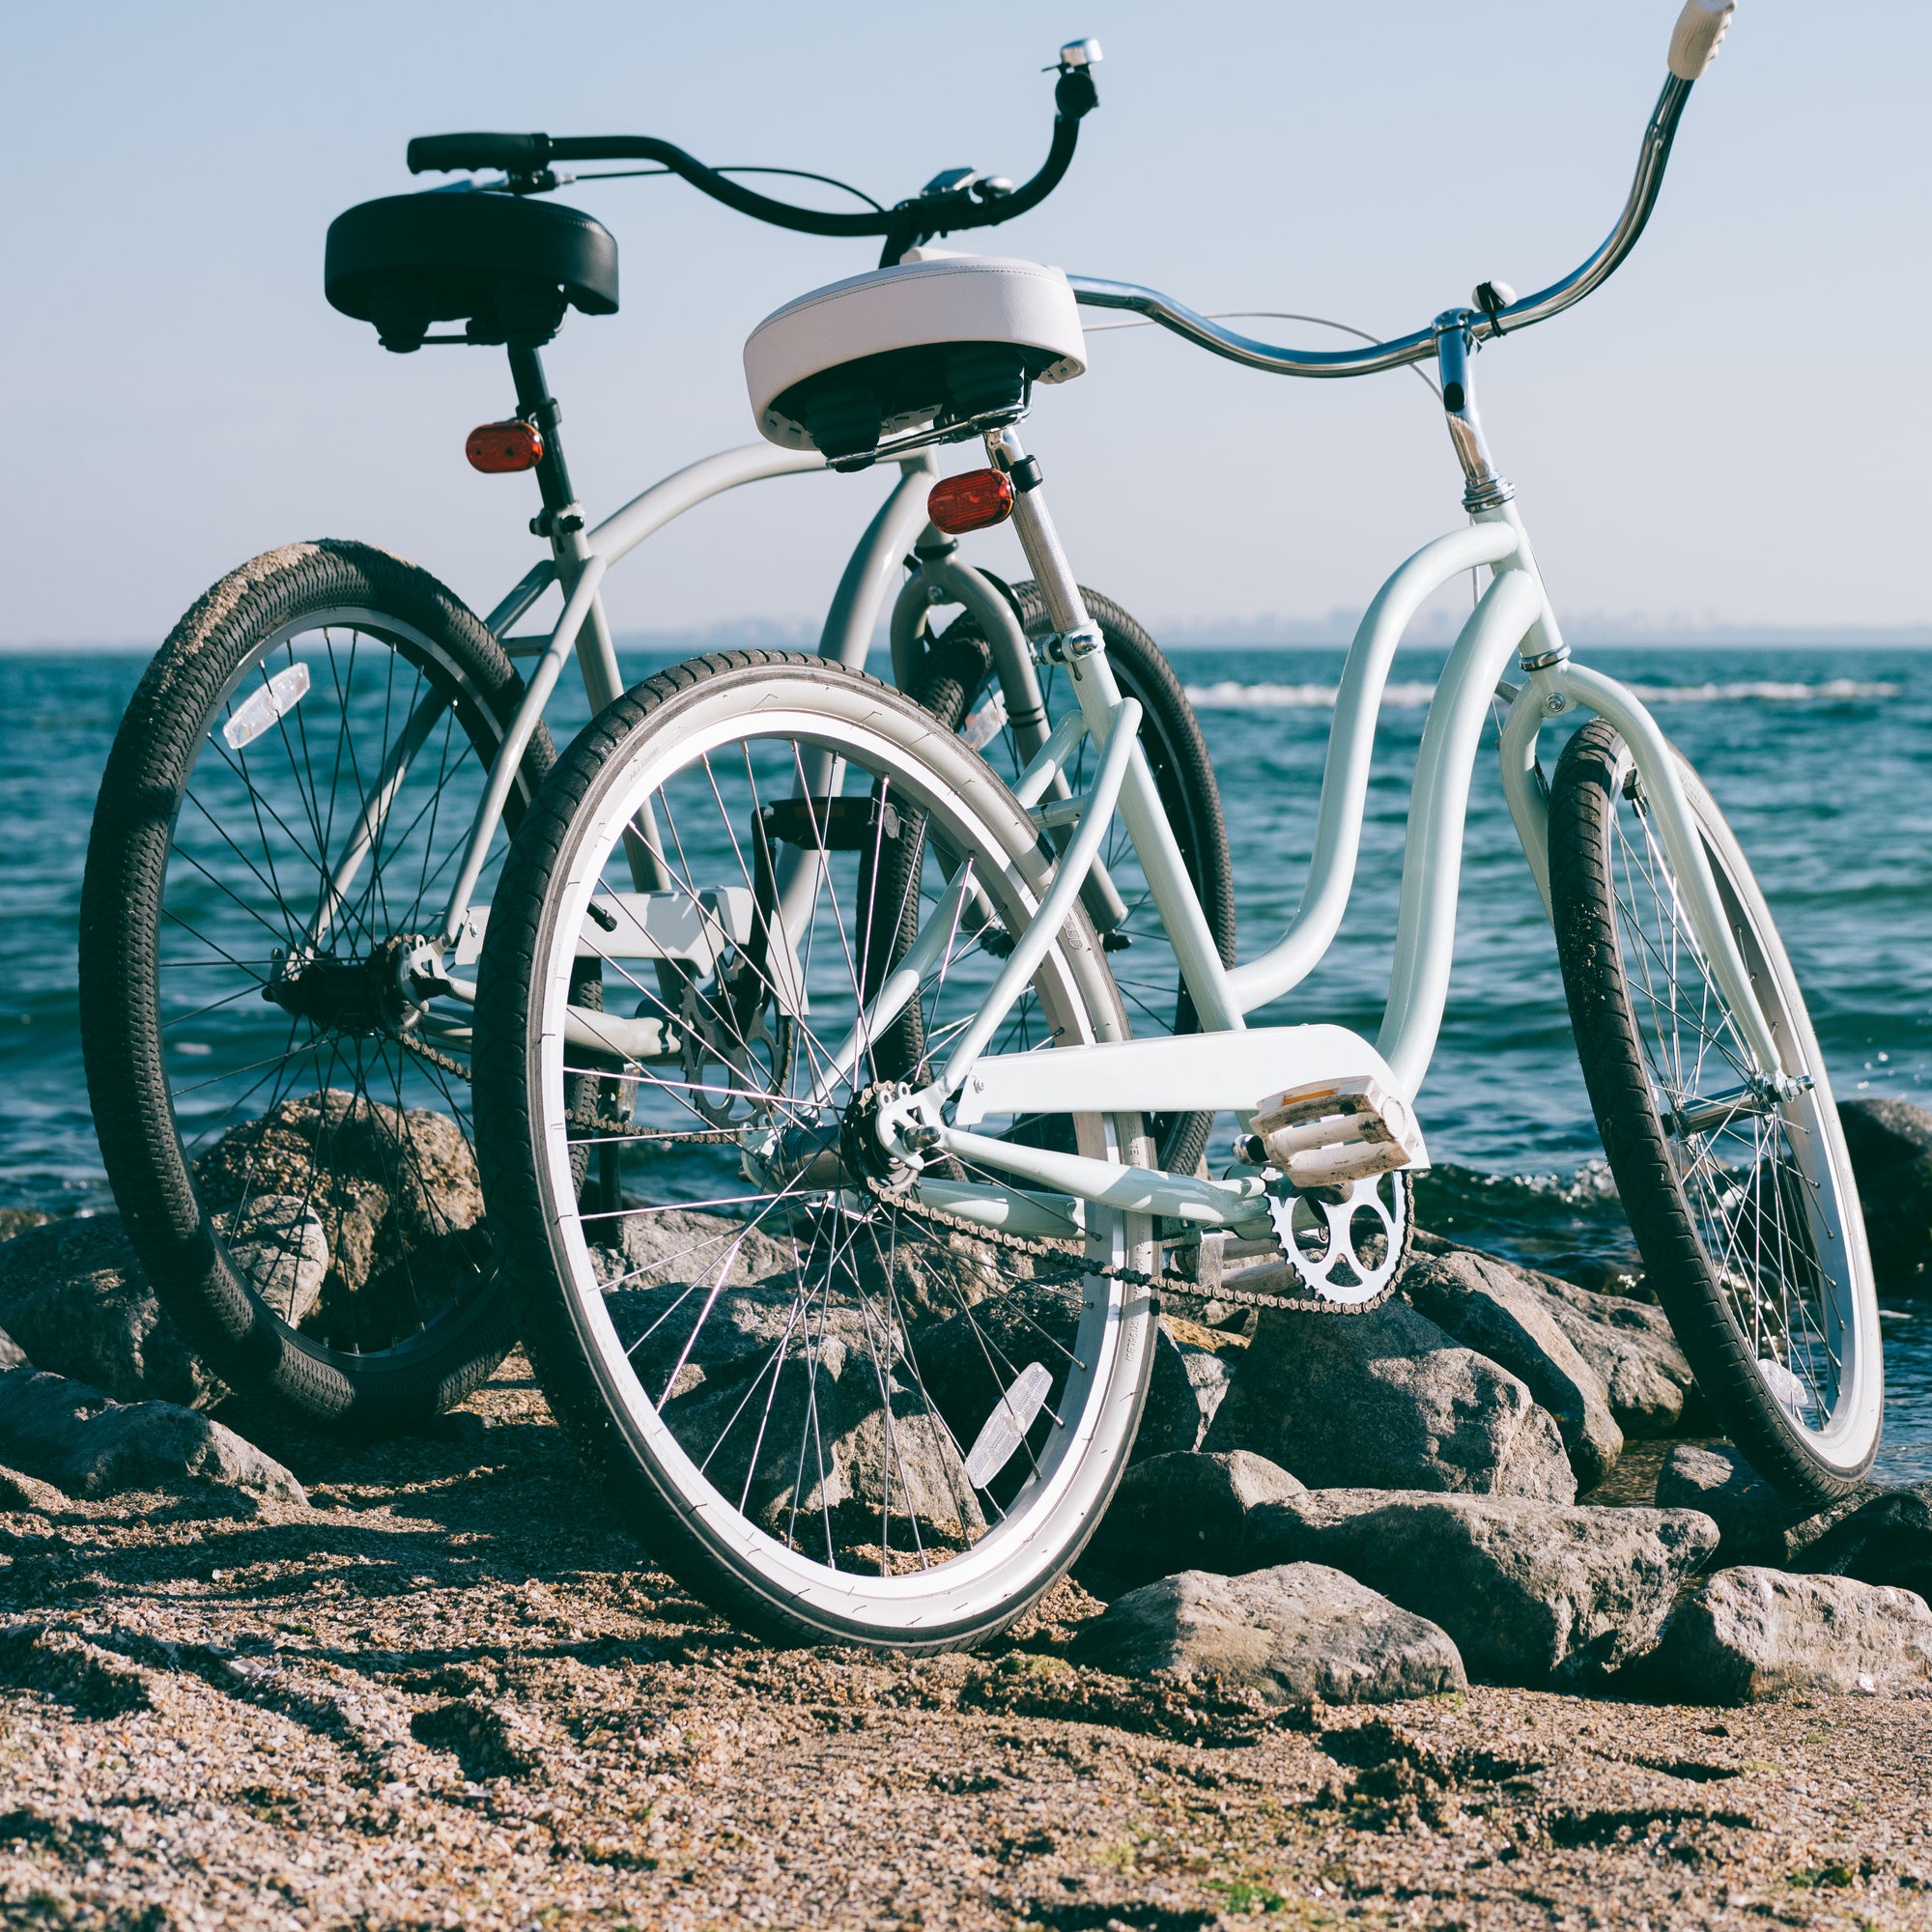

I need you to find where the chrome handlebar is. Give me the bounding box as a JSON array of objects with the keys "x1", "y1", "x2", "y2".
[{"x1": 1068, "y1": 73, "x2": 1695, "y2": 375}]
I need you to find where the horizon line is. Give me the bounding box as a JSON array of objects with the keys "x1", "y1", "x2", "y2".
[{"x1": 9, "y1": 619, "x2": 1932, "y2": 654}]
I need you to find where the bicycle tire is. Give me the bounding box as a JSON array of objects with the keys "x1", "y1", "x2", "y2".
[
  {"x1": 79, "y1": 538, "x2": 556, "y2": 1434},
  {"x1": 1548, "y1": 716, "x2": 1882, "y2": 1502},
  {"x1": 474, "y1": 650, "x2": 1158, "y2": 1650},
  {"x1": 892, "y1": 582, "x2": 1235, "y2": 1177}
]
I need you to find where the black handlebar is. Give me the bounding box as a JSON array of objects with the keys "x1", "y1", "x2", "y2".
[{"x1": 407, "y1": 65, "x2": 1098, "y2": 267}]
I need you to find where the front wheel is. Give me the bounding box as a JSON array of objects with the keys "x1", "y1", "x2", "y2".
[
  {"x1": 474, "y1": 651, "x2": 1159, "y2": 1651},
  {"x1": 1549, "y1": 717, "x2": 1882, "y2": 1502}
]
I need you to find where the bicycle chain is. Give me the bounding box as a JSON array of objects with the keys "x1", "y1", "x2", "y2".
[{"x1": 390, "y1": 1029, "x2": 1397, "y2": 1315}]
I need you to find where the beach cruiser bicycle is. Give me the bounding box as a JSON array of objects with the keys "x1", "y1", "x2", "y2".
[
  {"x1": 470, "y1": 0, "x2": 1884, "y2": 1651},
  {"x1": 78, "y1": 43, "x2": 1240, "y2": 1435}
]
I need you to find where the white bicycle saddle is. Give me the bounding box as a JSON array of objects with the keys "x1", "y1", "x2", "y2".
[{"x1": 743, "y1": 255, "x2": 1086, "y2": 464}]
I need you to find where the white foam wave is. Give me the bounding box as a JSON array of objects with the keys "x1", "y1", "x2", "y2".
[{"x1": 1183, "y1": 677, "x2": 1900, "y2": 712}]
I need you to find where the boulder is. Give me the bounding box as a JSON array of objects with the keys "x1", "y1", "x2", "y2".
[
  {"x1": 1083, "y1": 1449, "x2": 1307, "y2": 1590},
  {"x1": 1796, "y1": 1482, "x2": 1932, "y2": 1603},
  {"x1": 1659, "y1": 1565, "x2": 1932, "y2": 1702},
  {"x1": 1836, "y1": 1096, "x2": 1932, "y2": 1293},
  {"x1": 0, "y1": 1463, "x2": 68, "y2": 1512},
  {"x1": 0, "y1": 1369, "x2": 304, "y2": 1504},
  {"x1": 0, "y1": 1328, "x2": 23, "y2": 1373},
  {"x1": 1203, "y1": 1297, "x2": 1576, "y2": 1501},
  {"x1": 1535, "y1": 1276, "x2": 1699, "y2": 1438},
  {"x1": 1070, "y1": 1563, "x2": 1465, "y2": 1705},
  {"x1": 216, "y1": 1195, "x2": 328, "y2": 1328},
  {"x1": 589, "y1": 1205, "x2": 796, "y2": 1296},
  {"x1": 1245, "y1": 1489, "x2": 1719, "y2": 1684},
  {"x1": 0, "y1": 1213, "x2": 224, "y2": 1408},
  {"x1": 603, "y1": 1276, "x2": 903, "y2": 1406},
  {"x1": 1131, "y1": 1318, "x2": 1236, "y2": 1463},
  {"x1": 1655, "y1": 1442, "x2": 1866, "y2": 1568},
  {"x1": 196, "y1": 1092, "x2": 485, "y2": 1345},
  {"x1": 657, "y1": 1337, "x2": 981, "y2": 1545},
  {"x1": 1404, "y1": 1250, "x2": 1623, "y2": 1490}
]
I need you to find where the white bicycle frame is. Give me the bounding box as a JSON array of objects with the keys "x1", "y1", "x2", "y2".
[
  {"x1": 834, "y1": 14, "x2": 1787, "y2": 1242},
  {"x1": 848, "y1": 412, "x2": 1787, "y2": 1245}
]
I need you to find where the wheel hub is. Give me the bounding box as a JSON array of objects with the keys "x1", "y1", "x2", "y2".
[{"x1": 264, "y1": 937, "x2": 418, "y2": 1037}]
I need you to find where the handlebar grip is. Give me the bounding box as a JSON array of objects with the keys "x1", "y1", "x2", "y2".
[
  {"x1": 1667, "y1": 0, "x2": 1737, "y2": 80},
  {"x1": 406, "y1": 131, "x2": 553, "y2": 175}
]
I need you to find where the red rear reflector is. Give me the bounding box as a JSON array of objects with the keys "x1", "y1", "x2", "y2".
[
  {"x1": 927, "y1": 468, "x2": 1014, "y2": 535},
  {"x1": 466, "y1": 420, "x2": 544, "y2": 474}
]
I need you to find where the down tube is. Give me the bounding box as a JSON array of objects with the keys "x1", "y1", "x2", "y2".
[{"x1": 1378, "y1": 568, "x2": 1546, "y2": 1097}]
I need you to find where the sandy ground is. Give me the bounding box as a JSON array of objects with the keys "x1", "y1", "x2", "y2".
[{"x1": 3, "y1": 1354, "x2": 1927, "y2": 1932}]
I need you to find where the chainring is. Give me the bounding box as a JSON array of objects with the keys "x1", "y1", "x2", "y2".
[{"x1": 1263, "y1": 1171, "x2": 1411, "y2": 1306}]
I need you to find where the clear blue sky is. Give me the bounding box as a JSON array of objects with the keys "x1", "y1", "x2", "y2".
[{"x1": 4, "y1": 2, "x2": 1927, "y2": 644}]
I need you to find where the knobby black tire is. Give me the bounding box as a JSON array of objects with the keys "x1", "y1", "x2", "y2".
[
  {"x1": 1548, "y1": 717, "x2": 1881, "y2": 1504},
  {"x1": 887, "y1": 582, "x2": 1235, "y2": 1177},
  {"x1": 79, "y1": 539, "x2": 552, "y2": 1435},
  {"x1": 475, "y1": 651, "x2": 1156, "y2": 1652}
]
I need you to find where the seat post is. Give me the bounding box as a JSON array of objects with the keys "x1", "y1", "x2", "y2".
[{"x1": 505, "y1": 343, "x2": 577, "y2": 526}]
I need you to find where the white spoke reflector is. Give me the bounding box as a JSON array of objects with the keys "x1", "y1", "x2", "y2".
[
  {"x1": 1756, "y1": 1356, "x2": 1809, "y2": 1418},
  {"x1": 961, "y1": 1359, "x2": 1052, "y2": 1490},
  {"x1": 961, "y1": 687, "x2": 1009, "y2": 752},
  {"x1": 223, "y1": 663, "x2": 311, "y2": 750}
]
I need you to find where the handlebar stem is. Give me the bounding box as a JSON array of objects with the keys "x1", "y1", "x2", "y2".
[{"x1": 1434, "y1": 317, "x2": 1513, "y2": 514}]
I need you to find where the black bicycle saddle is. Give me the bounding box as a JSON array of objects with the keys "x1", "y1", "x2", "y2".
[{"x1": 325, "y1": 191, "x2": 619, "y2": 353}]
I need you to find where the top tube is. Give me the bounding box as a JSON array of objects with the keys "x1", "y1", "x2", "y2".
[{"x1": 1067, "y1": 74, "x2": 1693, "y2": 377}]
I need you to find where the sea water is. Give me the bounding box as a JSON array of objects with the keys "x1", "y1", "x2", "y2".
[{"x1": 3, "y1": 642, "x2": 1926, "y2": 1482}]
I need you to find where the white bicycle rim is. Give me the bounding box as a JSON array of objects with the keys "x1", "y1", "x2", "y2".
[{"x1": 522, "y1": 667, "x2": 1158, "y2": 1639}]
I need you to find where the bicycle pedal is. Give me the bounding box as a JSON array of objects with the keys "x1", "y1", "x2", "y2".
[{"x1": 1247, "y1": 1072, "x2": 1424, "y2": 1187}]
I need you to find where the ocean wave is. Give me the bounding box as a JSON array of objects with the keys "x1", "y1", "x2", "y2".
[{"x1": 1182, "y1": 677, "x2": 1901, "y2": 711}]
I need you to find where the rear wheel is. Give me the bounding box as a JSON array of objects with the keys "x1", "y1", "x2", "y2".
[
  {"x1": 78, "y1": 540, "x2": 558, "y2": 1433},
  {"x1": 474, "y1": 651, "x2": 1158, "y2": 1650},
  {"x1": 1549, "y1": 717, "x2": 1882, "y2": 1501}
]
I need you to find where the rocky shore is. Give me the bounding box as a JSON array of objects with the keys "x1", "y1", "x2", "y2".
[{"x1": 3, "y1": 1094, "x2": 1931, "y2": 1927}]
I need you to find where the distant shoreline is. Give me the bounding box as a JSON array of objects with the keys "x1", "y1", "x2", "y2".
[{"x1": 9, "y1": 629, "x2": 1932, "y2": 657}]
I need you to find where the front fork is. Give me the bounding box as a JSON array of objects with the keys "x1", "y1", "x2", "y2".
[{"x1": 1498, "y1": 654, "x2": 1786, "y2": 1081}]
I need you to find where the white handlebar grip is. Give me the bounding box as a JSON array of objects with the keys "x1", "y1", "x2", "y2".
[{"x1": 1668, "y1": 0, "x2": 1737, "y2": 80}]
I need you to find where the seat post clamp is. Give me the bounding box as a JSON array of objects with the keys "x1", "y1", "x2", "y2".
[
  {"x1": 530, "y1": 501, "x2": 585, "y2": 539},
  {"x1": 1038, "y1": 624, "x2": 1103, "y2": 665}
]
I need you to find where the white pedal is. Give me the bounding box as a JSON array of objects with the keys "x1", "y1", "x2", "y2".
[{"x1": 1248, "y1": 1072, "x2": 1425, "y2": 1188}]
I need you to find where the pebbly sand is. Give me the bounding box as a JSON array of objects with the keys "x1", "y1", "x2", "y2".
[{"x1": 2, "y1": 1354, "x2": 1927, "y2": 1931}]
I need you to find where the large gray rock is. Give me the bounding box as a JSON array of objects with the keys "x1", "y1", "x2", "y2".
[
  {"x1": 1131, "y1": 1318, "x2": 1236, "y2": 1463},
  {"x1": 589, "y1": 1205, "x2": 797, "y2": 1295},
  {"x1": 657, "y1": 1337, "x2": 981, "y2": 1544},
  {"x1": 1796, "y1": 1481, "x2": 1932, "y2": 1603},
  {"x1": 0, "y1": 1369, "x2": 304, "y2": 1504},
  {"x1": 1404, "y1": 1250, "x2": 1623, "y2": 1490},
  {"x1": 0, "y1": 1463, "x2": 68, "y2": 1512},
  {"x1": 1655, "y1": 1442, "x2": 1866, "y2": 1568},
  {"x1": 1084, "y1": 1449, "x2": 1307, "y2": 1590},
  {"x1": 1659, "y1": 1565, "x2": 1932, "y2": 1702},
  {"x1": 1204, "y1": 1297, "x2": 1576, "y2": 1501},
  {"x1": 0, "y1": 1213, "x2": 223, "y2": 1408},
  {"x1": 1535, "y1": 1275, "x2": 1699, "y2": 1437},
  {"x1": 1070, "y1": 1563, "x2": 1466, "y2": 1705},
  {"x1": 1246, "y1": 1489, "x2": 1719, "y2": 1685},
  {"x1": 603, "y1": 1274, "x2": 904, "y2": 1406},
  {"x1": 1836, "y1": 1096, "x2": 1932, "y2": 1294},
  {"x1": 196, "y1": 1092, "x2": 484, "y2": 1344},
  {"x1": 0, "y1": 1328, "x2": 23, "y2": 1372}
]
